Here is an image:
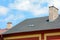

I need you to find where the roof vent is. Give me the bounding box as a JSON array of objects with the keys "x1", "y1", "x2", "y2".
[{"x1": 28, "y1": 24, "x2": 35, "y2": 27}]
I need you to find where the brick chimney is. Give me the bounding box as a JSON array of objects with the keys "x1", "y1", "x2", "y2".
[
  {"x1": 49, "y1": 6, "x2": 59, "y2": 22},
  {"x1": 7, "y1": 22, "x2": 12, "y2": 29}
]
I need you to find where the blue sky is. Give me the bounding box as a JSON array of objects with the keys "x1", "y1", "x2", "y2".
[{"x1": 0, "y1": 0, "x2": 60, "y2": 29}]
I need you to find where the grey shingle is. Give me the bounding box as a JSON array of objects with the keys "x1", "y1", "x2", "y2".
[{"x1": 3, "y1": 16, "x2": 60, "y2": 34}]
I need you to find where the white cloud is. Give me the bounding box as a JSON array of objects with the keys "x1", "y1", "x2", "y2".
[
  {"x1": 53, "y1": 0, "x2": 60, "y2": 9},
  {"x1": 48, "y1": 0, "x2": 60, "y2": 14},
  {"x1": 4, "y1": 15, "x2": 14, "y2": 22},
  {"x1": 9, "y1": 0, "x2": 31, "y2": 11},
  {"x1": 0, "y1": 14, "x2": 25, "y2": 22},
  {"x1": 32, "y1": 7, "x2": 48, "y2": 17},
  {"x1": 13, "y1": 14, "x2": 25, "y2": 20},
  {"x1": 0, "y1": 6, "x2": 9, "y2": 15},
  {"x1": 0, "y1": 15, "x2": 14, "y2": 22},
  {"x1": 8, "y1": 0, "x2": 60, "y2": 17},
  {"x1": 48, "y1": 0, "x2": 60, "y2": 9}
]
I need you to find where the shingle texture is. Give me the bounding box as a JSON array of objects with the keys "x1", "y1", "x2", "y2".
[{"x1": 3, "y1": 16, "x2": 60, "y2": 34}]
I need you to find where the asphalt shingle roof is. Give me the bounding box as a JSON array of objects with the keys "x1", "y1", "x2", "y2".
[{"x1": 3, "y1": 16, "x2": 60, "y2": 34}]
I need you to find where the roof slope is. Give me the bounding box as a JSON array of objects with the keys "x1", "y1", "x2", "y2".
[
  {"x1": 0, "y1": 29, "x2": 8, "y2": 34},
  {"x1": 3, "y1": 16, "x2": 60, "y2": 34}
]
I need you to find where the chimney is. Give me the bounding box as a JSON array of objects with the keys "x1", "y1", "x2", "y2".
[
  {"x1": 49, "y1": 6, "x2": 59, "y2": 22},
  {"x1": 7, "y1": 22, "x2": 12, "y2": 29}
]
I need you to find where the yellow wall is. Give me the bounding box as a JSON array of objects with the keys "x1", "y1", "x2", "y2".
[
  {"x1": 4, "y1": 34, "x2": 41, "y2": 40},
  {"x1": 4, "y1": 32, "x2": 60, "y2": 40},
  {"x1": 44, "y1": 32, "x2": 60, "y2": 40}
]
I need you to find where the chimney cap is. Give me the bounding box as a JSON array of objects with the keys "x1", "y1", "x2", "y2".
[
  {"x1": 7, "y1": 22, "x2": 12, "y2": 24},
  {"x1": 49, "y1": 6, "x2": 59, "y2": 10}
]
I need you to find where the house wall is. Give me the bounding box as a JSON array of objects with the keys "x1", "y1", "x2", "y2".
[
  {"x1": 44, "y1": 32, "x2": 60, "y2": 40},
  {"x1": 4, "y1": 34, "x2": 41, "y2": 40},
  {"x1": 3, "y1": 29, "x2": 60, "y2": 40},
  {"x1": 0, "y1": 35, "x2": 3, "y2": 40},
  {"x1": 0, "y1": 35, "x2": 1, "y2": 40}
]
